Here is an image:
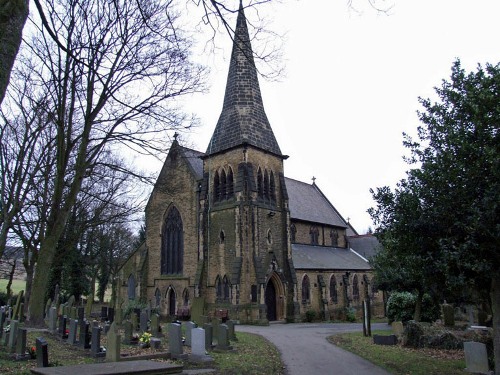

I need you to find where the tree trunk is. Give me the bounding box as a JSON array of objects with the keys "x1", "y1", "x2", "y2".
[
  {"x1": 6, "y1": 260, "x2": 16, "y2": 301},
  {"x1": 414, "y1": 289, "x2": 423, "y2": 322},
  {"x1": 23, "y1": 261, "x2": 34, "y2": 317},
  {"x1": 491, "y1": 275, "x2": 500, "y2": 375},
  {"x1": 0, "y1": 0, "x2": 29, "y2": 105}
]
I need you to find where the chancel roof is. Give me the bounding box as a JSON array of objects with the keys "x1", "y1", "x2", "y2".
[
  {"x1": 348, "y1": 235, "x2": 382, "y2": 261},
  {"x1": 205, "y1": 3, "x2": 282, "y2": 157},
  {"x1": 285, "y1": 178, "x2": 347, "y2": 228},
  {"x1": 179, "y1": 146, "x2": 204, "y2": 179},
  {"x1": 292, "y1": 244, "x2": 371, "y2": 271}
]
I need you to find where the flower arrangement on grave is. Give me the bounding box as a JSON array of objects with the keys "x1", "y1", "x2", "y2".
[
  {"x1": 27, "y1": 346, "x2": 36, "y2": 359},
  {"x1": 3, "y1": 324, "x2": 10, "y2": 333},
  {"x1": 139, "y1": 332, "x2": 152, "y2": 348}
]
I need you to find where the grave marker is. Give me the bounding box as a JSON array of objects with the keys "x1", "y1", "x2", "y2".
[
  {"x1": 106, "y1": 322, "x2": 121, "y2": 362},
  {"x1": 35, "y1": 337, "x2": 49, "y2": 367},
  {"x1": 7, "y1": 319, "x2": 19, "y2": 352},
  {"x1": 168, "y1": 323, "x2": 185, "y2": 358},
  {"x1": 122, "y1": 320, "x2": 133, "y2": 345},
  {"x1": 203, "y1": 323, "x2": 213, "y2": 350},
  {"x1": 15, "y1": 327, "x2": 27, "y2": 358},
  {"x1": 190, "y1": 327, "x2": 213, "y2": 363},
  {"x1": 150, "y1": 314, "x2": 160, "y2": 338},
  {"x1": 185, "y1": 321, "x2": 197, "y2": 347},
  {"x1": 464, "y1": 341, "x2": 489, "y2": 374},
  {"x1": 79, "y1": 320, "x2": 91, "y2": 349},
  {"x1": 140, "y1": 310, "x2": 148, "y2": 333},
  {"x1": 215, "y1": 324, "x2": 232, "y2": 351},
  {"x1": 91, "y1": 325, "x2": 105, "y2": 358},
  {"x1": 68, "y1": 319, "x2": 78, "y2": 345}
]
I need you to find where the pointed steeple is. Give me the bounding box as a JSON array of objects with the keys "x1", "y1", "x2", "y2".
[{"x1": 206, "y1": 3, "x2": 282, "y2": 157}]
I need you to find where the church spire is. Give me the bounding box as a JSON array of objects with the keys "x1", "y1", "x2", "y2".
[{"x1": 206, "y1": 2, "x2": 282, "y2": 157}]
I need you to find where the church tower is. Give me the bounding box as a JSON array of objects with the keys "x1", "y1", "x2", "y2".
[{"x1": 199, "y1": 3, "x2": 298, "y2": 323}]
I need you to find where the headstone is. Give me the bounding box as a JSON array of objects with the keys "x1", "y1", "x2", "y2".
[
  {"x1": 2, "y1": 330, "x2": 9, "y2": 346},
  {"x1": 48, "y1": 307, "x2": 57, "y2": 332},
  {"x1": 226, "y1": 320, "x2": 237, "y2": 341},
  {"x1": 442, "y1": 303, "x2": 455, "y2": 327},
  {"x1": 373, "y1": 334, "x2": 398, "y2": 345},
  {"x1": 101, "y1": 306, "x2": 108, "y2": 321},
  {"x1": 211, "y1": 317, "x2": 221, "y2": 343},
  {"x1": 203, "y1": 323, "x2": 213, "y2": 350},
  {"x1": 16, "y1": 327, "x2": 27, "y2": 357},
  {"x1": 391, "y1": 321, "x2": 404, "y2": 336},
  {"x1": 67, "y1": 295, "x2": 75, "y2": 308},
  {"x1": 0, "y1": 309, "x2": 6, "y2": 339},
  {"x1": 106, "y1": 322, "x2": 121, "y2": 362},
  {"x1": 167, "y1": 323, "x2": 184, "y2": 358},
  {"x1": 13, "y1": 291, "x2": 24, "y2": 321},
  {"x1": 190, "y1": 327, "x2": 213, "y2": 363},
  {"x1": 35, "y1": 337, "x2": 49, "y2": 367},
  {"x1": 150, "y1": 314, "x2": 160, "y2": 338},
  {"x1": 185, "y1": 321, "x2": 197, "y2": 347},
  {"x1": 53, "y1": 284, "x2": 60, "y2": 308},
  {"x1": 85, "y1": 292, "x2": 94, "y2": 319},
  {"x1": 104, "y1": 323, "x2": 111, "y2": 335},
  {"x1": 68, "y1": 319, "x2": 78, "y2": 345},
  {"x1": 467, "y1": 305, "x2": 475, "y2": 326},
  {"x1": 19, "y1": 303, "x2": 25, "y2": 322},
  {"x1": 77, "y1": 307, "x2": 85, "y2": 321},
  {"x1": 7, "y1": 319, "x2": 19, "y2": 352},
  {"x1": 464, "y1": 341, "x2": 489, "y2": 374},
  {"x1": 91, "y1": 325, "x2": 105, "y2": 358},
  {"x1": 215, "y1": 324, "x2": 232, "y2": 351},
  {"x1": 150, "y1": 337, "x2": 161, "y2": 349},
  {"x1": 44, "y1": 298, "x2": 52, "y2": 320},
  {"x1": 59, "y1": 315, "x2": 68, "y2": 339},
  {"x1": 79, "y1": 320, "x2": 91, "y2": 349},
  {"x1": 122, "y1": 320, "x2": 133, "y2": 345},
  {"x1": 140, "y1": 310, "x2": 148, "y2": 333}
]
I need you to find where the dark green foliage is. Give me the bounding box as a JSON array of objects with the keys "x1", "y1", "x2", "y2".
[
  {"x1": 304, "y1": 309, "x2": 316, "y2": 322},
  {"x1": 387, "y1": 292, "x2": 440, "y2": 324}
]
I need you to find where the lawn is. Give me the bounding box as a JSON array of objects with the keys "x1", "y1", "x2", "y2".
[
  {"x1": 0, "y1": 279, "x2": 25, "y2": 296},
  {"x1": 328, "y1": 330, "x2": 466, "y2": 375}
]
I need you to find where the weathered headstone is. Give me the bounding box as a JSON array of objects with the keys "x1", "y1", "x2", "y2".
[
  {"x1": 215, "y1": 324, "x2": 232, "y2": 351},
  {"x1": 35, "y1": 337, "x2": 49, "y2": 367},
  {"x1": 106, "y1": 322, "x2": 121, "y2": 362},
  {"x1": 211, "y1": 317, "x2": 221, "y2": 343},
  {"x1": 15, "y1": 327, "x2": 27, "y2": 357},
  {"x1": 13, "y1": 291, "x2": 24, "y2": 321},
  {"x1": 467, "y1": 305, "x2": 475, "y2": 326},
  {"x1": 168, "y1": 323, "x2": 185, "y2": 358},
  {"x1": 150, "y1": 314, "x2": 160, "y2": 338},
  {"x1": 131, "y1": 312, "x2": 138, "y2": 332},
  {"x1": 7, "y1": 319, "x2": 19, "y2": 352},
  {"x1": 85, "y1": 292, "x2": 94, "y2": 319},
  {"x1": 391, "y1": 321, "x2": 404, "y2": 336},
  {"x1": 101, "y1": 306, "x2": 108, "y2": 321},
  {"x1": 203, "y1": 323, "x2": 213, "y2": 350},
  {"x1": 122, "y1": 320, "x2": 133, "y2": 345},
  {"x1": 150, "y1": 337, "x2": 161, "y2": 349},
  {"x1": 140, "y1": 310, "x2": 148, "y2": 333},
  {"x1": 464, "y1": 341, "x2": 489, "y2": 374},
  {"x1": 44, "y1": 298, "x2": 52, "y2": 320},
  {"x1": 0, "y1": 309, "x2": 6, "y2": 339},
  {"x1": 190, "y1": 327, "x2": 213, "y2": 363},
  {"x1": 442, "y1": 303, "x2": 455, "y2": 327},
  {"x1": 108, "y1": 307, "x2": 115, "y2": 323},
  {"x1": 77, "y1": 307, "x2": 85, "y2": 322},
  {"x1": 48, "y1": 307, "x2": 57, "y2": 332},
  {"x1": 1, "y1": 329, "x2": 9, "y2": 346},
  {"x1": 68, "y1": 319, "x2": 78, "y2": 345},
  {"x1": 59, "y1": 315, "x2": 68, "y2": 339},
  {"x1": 185, "y1": 321, "x2": 197, "y2": 347},
  {"x1": 79, "y1": 320, "x2": 91, "y2": 349},
  {"x1": 226, "y1": 320, "x2": 237, "y2": 341},
  {"x1": 91, "y1": 325, "x2": 105, "y2": 358}
]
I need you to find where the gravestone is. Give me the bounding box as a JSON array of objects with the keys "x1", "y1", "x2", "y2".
[
  {"x1": 48, "y1": 307, "x2": 57, "y2": 332},
  {"x1": 44, "y1": 298, "x2": 52, "y2": 320},
  {"x1": 185, "y1": 321, "x2": 197, "y2": 347},
  {"x1": 53, "y1": 284, "x2": 60, "y2": 308},
  {"x1": 70, "y1": 307, "x2": 77, "y2": 320},
  {"x1": 68, "y1": 319, "x2": 78, "y2": 345},
  {"x1": 67, "y1": 295, "x2": 75, "y2": 308},
  {"x1": 203, "y1": 323, "x2": 213, "y2": 350},
  {"x1": 91, "y1": 325, "x2": 105, "y2": 358},
  {"x1": 106, "y1": 322, "x2": 121, "y2": 362},
  {"x1": 79, "y1": 320, "x2": 91, "y2": 349},
  {"x1": 108, "y1": 307, "x2": 115, "y2": 323},
  {"x1": 85, "y1": 292, "x2": 94, "y2": 319},
  {"x1": 373, "y1": 334, "x2": 398, "y2": 345},
  {"x1": 140, "y1": 310, "x2": 148, "y2": 333},
  {"x1": 35, "y1": 337, "x2": 49, "y2": 368},
  {"x1": 391, "y1": 321, "x2": 404, "y2": 336},
  {"x1": 190, "y1": 327, "x2": 213, "y2": 363},
  {"x1": 13, "y1": 291, "x2": 24, "y2": 321},
  {"x1": 150, "y1": 314, "x2": 160, "y2": 338},
  {"x1": 77, "y1": 307, "x2": 85, "y2": 322},
  {"x1": 7, "y1": 319, "x2": 19, "y2": 352},
  {"x1": 101, "y1": 306, "x2": 108, "y2": 321},
  {"x1": 59, "y1": 315, "x2": 68, "y2": 339},
  {"x1": 122, "y1": 320, "x2": 133, "y2": 345},
  {"x1": 2, "y1": 329, "x2": 9, "y2": 346},
  {"x1": 442, "y1": 303, "x2": 455, "y2": 327},
  {"x1": 464, "y1": 341, "x2": 489, "y2": 374},
  {"x1": 211, "y1": 317, "x2": 221, "y2": 343},
  {"x1": 15, "y1": 327, "x2": 27, "y2": 358},
  {"x1": 168, "y1": 323, "x2": 185, "y2": 358},
  {"x1": 0, "y1": 309, "x2": 6, "y2": 339},
  {"x1": 150, "y1": 337, "x2": 161, "y2": 349},
  {"x1": 467, "y1": 305, "x2": 475, "y2": 326},
  {"x1": 215, "y1": 324, "x2": 232, "y2": 351},
  {"x1": 226, "y1": 320, "x2": 237, "y2": 341}
]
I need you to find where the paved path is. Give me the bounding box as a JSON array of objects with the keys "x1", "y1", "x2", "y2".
[{"x1": 237, "y1": 323, "x2": 391, "y2": 375}]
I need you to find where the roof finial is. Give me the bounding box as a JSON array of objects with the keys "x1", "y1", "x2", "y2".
[
  {"x1": 312, "y1": 176, "x2": 316, "y2": 184},
  {"x1": 173, "y1": 132, "x2": 179, "y2": 141}
]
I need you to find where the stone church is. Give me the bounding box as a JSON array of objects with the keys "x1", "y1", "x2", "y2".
[{"x1": 117, "y1": 4, "x2": 383, "y2": 323}]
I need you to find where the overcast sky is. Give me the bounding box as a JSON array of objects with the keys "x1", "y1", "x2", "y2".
[{"x1": 148, "y1": 0, "x2": 500, "y2": 234}]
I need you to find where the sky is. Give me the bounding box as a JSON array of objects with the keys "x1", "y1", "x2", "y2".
[{"x1": 147, "y1": 0, "x2": 500, "y2": 234}]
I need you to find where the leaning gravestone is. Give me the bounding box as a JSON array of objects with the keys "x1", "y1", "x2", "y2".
[
  {"x1": 464, "y1": 341, "x2": 489, "y2": 374},
  {"x1": 36, "y1": 337, "x2": 49, "y2": 368},
  {"x1": 8, "y1": 319, "x2": 19, "y2": 353},
  {"x1": 106, "y1": 322, "x2": 121, "y2": 362}
]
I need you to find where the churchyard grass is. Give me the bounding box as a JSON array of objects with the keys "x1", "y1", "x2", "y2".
[
  {"x1": 328, "y1": 329, "x2": 466, "y2": 375},
  {"x1": 0, "y1": 279, "x2": 25, "y2": 296}
]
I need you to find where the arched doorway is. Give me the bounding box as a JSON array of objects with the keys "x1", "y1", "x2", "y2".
[
  {"x1": 265, "y1": 272, "x2": 285, "y2": 321},
  {"x1": 166, "y1": 287, "x2": 176, "y2": 317}
]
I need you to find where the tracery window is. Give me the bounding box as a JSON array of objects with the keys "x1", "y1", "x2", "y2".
[
  {"x1": 330, "y1": 229, "x2": 339, "y2": 247},
  {"x1": 161, "y1": 206, "x2": 183, "y2": 275},
  {"x1": 223, "y1": 275, "x2": 230, "y2": 301},
  {"x1": 330, "y1": 275, "x2": 338, "y2": 303},
  {"x1": 310, "y1": 226, "x2": 319, "y2": 245},
  {"x1": 352, "y1": 274, "x2": 360, "y2": 302},
  {"x1": 264, "y1": 170, "x2": 270, "y2": 200},
  {"x1": 227, "y1": 168, "x2": 234, "y2": 197},
  {"x1": 220, "y1": 169, "x2": 227, "y2": 200},
  {"x1": 257, "y1": 168, "x2": 264, "y2": 198}
]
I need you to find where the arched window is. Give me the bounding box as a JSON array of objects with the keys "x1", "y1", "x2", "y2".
[
  {"x1": 220, "y1": 169, "x2": 227, "y2": 200},
  {"x1": 219, "y1": 230, "x2": 225, "y2": 244},
  {"x1": 290, "y1": 224, "x2": 296, "y2": 243},
  {"x1": 267, "y1": 230, "x2": 272, "y2": 245},
  {"x1": 227, "y1": 167, "x2": 234, "y2": 198},
  {"x1": 213, "y1": 171, "x2": 220, "y2": 202},
  {"x1": 352, "y1": 274, "x2": 359, "y2": 302},
  {"x1": 330, "y1": 229, "x2": 339, "y2": 247},
  {"x1": 182, "y1": 288, "x2": 189, "y2": 306},
  {"x1": 330, "y1": 275, "x2": 338, "y2": 303},
  {"x1": 161, "y1": 206, "x2": 183, "y2": 275},
  {"x1": 127, "y1": 274, "x2": 136, "y2": 300},
  {"x1": 310, "y1": 226, "x2": 319, "y2": 245},
  {"x1": 166, "y1": 286, "x2": 176, "y2": 316},
  {"x1": 264, "y1": 169, "x2": 270, "y2": 200},
  {"x1": 301, "y1": 274, "x2": 310, "y2": 303},
  {"x1": 154, "y1": 288, "x2": 161, "y2": 307},
  {"x1": 223, "y1": 275, "x2": 230, "y2": 301},
  {"x1": 215, "y1": 276, "x2": 222, "y2": 301},
  {"x1": 270, "y1": 171, "x2": 276, "y2": 202},
  {"x1": 257, "y1": 168, "x2": 264, "y2": 198}
]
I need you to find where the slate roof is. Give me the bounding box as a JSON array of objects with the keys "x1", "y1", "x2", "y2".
[
  {"x1": 292, "y1": 244, "x2": 371, "y2": 270},
  {"x1": 205, "y1": 3, "x2": 282, "y2": 157},
  {"x1": 180, "y1": 146, "x2": 204, "y2": 180},
  {"x1": 348, "y1": 235, "x2": 382, "y2": 261},
  {"x1": 285, "y1": 178, "x2": 347, "y2": 228}
]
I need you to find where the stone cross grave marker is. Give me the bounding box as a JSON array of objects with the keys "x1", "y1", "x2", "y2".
[
  {"x1": 464, "y1": 341, "x2": 489, "y2": 374},
  {"x1": 36, "y1": 337, "x2": 49, "y2": 368},
  {"x1": 106, "y1": 322, "x2": 121, "y2": 362}
]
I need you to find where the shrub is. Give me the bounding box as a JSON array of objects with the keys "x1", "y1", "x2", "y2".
[
  {"x1": 345, "y1": 307, "x2": 356, "y2": 322},
  {"x1": 387, "y1": 291, "x2": 440, "y2": 323},
  {"x1": 123, "y1": 300, "x2": 147, "y2": 319},
  {"x1": 304, "y1": 309, "x2": 316, "y2": 322}
]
